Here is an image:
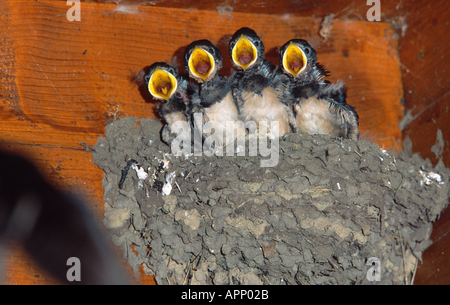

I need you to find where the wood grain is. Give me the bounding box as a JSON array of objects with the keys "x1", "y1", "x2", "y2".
[
  {"x1": 2, "y1": 0, "x2": 403, "y2": 148},
  {"x1": 398, "y1": 0, "x2": 450, "y2": 167},
  {"x1": 396, "y1": 0, "x2": 450, "y2": 285},
  {"x1": 73, "y1": 0, "x2": 412, "y2": 22},
  {"x1": 0, "y1": 0, "x2": 404, "y2": 284}
]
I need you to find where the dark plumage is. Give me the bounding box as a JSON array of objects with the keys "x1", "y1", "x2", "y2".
[
  {"x1": 144, "y1": 62, "x2": 192, "y2": 150},
  {"x1": 229, "y1": 27, "x2": 297, "y2": 138},
  {"x1": 184, "y1": 39, "x2": 243, "y2": 150},
  {"x1": 279, "y1": 39, "x2": 359, "y2": 140}
]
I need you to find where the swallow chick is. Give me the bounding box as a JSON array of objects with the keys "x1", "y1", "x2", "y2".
[
  {"x1": 184, "y1": 39, "x2": 244, "y2": 151},
  {"x1": 144, "y1": 62, "x2": 192, "y2": 150},
  {"x1": 279, "y1": 39, "x2": 359, "y2": 140},
  {"x1": 229, "y1": 27, "x2": 297, "y2": 139}
]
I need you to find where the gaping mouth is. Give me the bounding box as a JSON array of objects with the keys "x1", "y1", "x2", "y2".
[
  {"x1": 231, "y1": 35, "x2": 258, "y2": 70},
  {"x1": 148, "y1": 68, "x2": 177, "y2": 101},
  {"x1": 188, "y1": 46, "x2": 215, "y2": 82},
  {"x1": 282, "y1": 42, "x2": 308, "y2": 77}
]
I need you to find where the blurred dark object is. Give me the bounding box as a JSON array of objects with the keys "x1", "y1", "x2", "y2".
[{"x1": 0, "y1": 151, "x2": 128, "y2": 285}]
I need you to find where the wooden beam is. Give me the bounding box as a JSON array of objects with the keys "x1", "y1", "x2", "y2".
[
  {"x1": 396, "y1": 0, "x2": 450, "y2": 285},
  {"x1": 53, "y1": 0, "x2": 410, "y2": 22}
]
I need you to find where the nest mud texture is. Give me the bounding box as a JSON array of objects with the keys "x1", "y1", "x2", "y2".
[{"x1": 92, "y1": 116, "x2": 449, "y2": 285}]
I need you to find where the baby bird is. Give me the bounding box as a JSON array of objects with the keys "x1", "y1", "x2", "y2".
[
  {"x1": 279, "y1": 39, "x2": 359, "y2": 140},
  {"x1": 144, "y1": 62, "x2": 192, "y2": 150},
  {"x1": 184, "y1": 39, "x2": 244, "y2": 151},
  {"x1": 229, "y1": 27, "x2": 297, "y2": 138}
]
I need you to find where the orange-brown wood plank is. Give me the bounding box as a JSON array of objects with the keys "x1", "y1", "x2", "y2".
[
  {"x1": 398, "y1": 0, "x2": 450, "y2": 167},
  {"x1": 0, "y1": 142, "x2": 156, "y2": 285},
  {"x1": 1, "y1": 235, "x2": 156, "y2": 285},
  {"x1": 2, "y1": 0, "x2": 403, "y2": 149},
  {"x1": 1, "y1": 241, "x2": 60, "y2": 285},
  {"x1": 0, "y1": 0, "x2": 403, "y2": 284},
  {"x1": 62, "y1": 0, "x2": 410, "y2": 22},
  {"x1": 396, "y1": 0, "x2": 450, "y2": 285}
]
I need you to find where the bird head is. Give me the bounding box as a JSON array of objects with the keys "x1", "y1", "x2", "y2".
[
  {"x1": 279, "y1": 39, "x2": 317, "y2": 78},
  {"x1": 184, "y1": 40, "x2": 222, "y2": 83},
  {"x1": 229, "y1": 27, "x2": 264, "y2": 71},
  {"x1": 144, "y1": 62, "x2": 178, "y2": 101}
]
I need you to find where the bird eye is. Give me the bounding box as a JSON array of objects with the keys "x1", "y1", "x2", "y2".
[{"x1": 304, "y1": 47, "x2": 310, "y2": 55}]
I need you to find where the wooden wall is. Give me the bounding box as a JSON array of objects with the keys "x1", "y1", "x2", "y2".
[
  {"x1": 0, "y1": 0, "x2": 448, "y2": 284},
  {"x1": 395, "y1": 1, "x2": 450, "y2": 285}
]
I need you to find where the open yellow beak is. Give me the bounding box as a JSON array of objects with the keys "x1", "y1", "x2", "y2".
[
  {"x1": 188, "y1": 46, "x2": 215, "y2": 82},
  {"x1": 148, "y1": 68, "x2": 177, "y2": 101},
  {"x1": 282, "y1": 42, "x2": 308, "y2": 77},
  {"x1": 231, "y1": 35, "x2": 258, "y2": 70}
]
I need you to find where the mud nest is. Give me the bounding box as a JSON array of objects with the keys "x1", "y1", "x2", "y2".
[{"x1": 92, "y1": 116, "x2": 449, "y2": 285}]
